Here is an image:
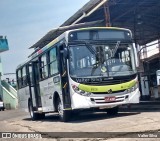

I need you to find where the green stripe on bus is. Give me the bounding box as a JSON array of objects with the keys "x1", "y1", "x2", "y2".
[{"x1": 79, "y1": 80, "x2": 136, "y2": 93}]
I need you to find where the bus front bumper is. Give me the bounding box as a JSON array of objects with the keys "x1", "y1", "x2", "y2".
[{"x1": 71, "y1": 88, "x2": 140, "y2": 110}]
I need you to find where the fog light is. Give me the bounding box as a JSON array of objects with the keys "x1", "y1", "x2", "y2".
[
  {"x1": 90, "y1": 98, "x2": 94, "y2": 101},
  {"x1": 38, "y1": 107, "x2": 43, "y2": 113},
  {"x1": 125, "y1": 95, "x2": 129, "y2": 99}
]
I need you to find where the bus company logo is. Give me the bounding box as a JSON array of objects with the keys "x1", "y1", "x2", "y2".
[
  {"x1": 91, "y1": 88, "x2": 98, "y2": 91},
  {"x1": 2, "y1": 133, "x2": 12, "y2": 138},
  {"x1": 107, "y1": 89, "x2": 112, "y2": 94}
]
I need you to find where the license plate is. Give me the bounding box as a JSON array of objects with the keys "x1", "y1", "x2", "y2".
[{"x1": 105, "y1": 96, "x2": 116, "y2": 102}]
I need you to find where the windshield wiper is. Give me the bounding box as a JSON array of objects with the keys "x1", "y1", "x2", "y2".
[
  {"x1": 69, "y1": 40, "x2": 97, "y2": 55},
  {"x1": 112, "y1": 41, "x2": 121, "y2": 57},
  {"x1": 85, "y1": 41, "x2": 96, "y2": 55}
]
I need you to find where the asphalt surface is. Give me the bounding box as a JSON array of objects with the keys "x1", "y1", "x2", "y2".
[
  {"x1": 0, "y1": 109, "x2": 27, "y2": 121},
  {"x1": 0, "y1": 103, "x2": 160, "y2": 141}
]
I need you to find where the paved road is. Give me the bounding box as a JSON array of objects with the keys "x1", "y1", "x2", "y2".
[
  {"x1": 0, "y1": 109, "x2": 27, "y2": 121},
  {"x1": 0, "y1": 108, "x2": 160, "y2": 141}
]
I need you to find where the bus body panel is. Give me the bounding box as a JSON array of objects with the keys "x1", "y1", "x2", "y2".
[
  {"x1": 17, "y1": 86, "x2": 30, "y2": 112},
  {"x1": 69, "y1": 76, "x2": 140, "y2": 110},
  {"x1": 70, "y1": 88, "x2": 140, "y2": 110},
  {"x1": 69, "y1": 72, "x2": 140, "y2": 110},
  {"x1": 30, "y1": 87, "x2": 37, "y2": 107},
  {"x1": 39, "y1": 78, "x2": 51, "y2": 112},
  {"x1": 39, "y1": 75, "x2": 62, "y2": 112}
]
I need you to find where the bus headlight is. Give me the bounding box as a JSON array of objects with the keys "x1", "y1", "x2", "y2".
[
  {"x1": 72, "y1": 85, "x2": 91, "y2": 96},
  {"x1": 127, "y1": 83, "x2": 138, "y2": 93}
]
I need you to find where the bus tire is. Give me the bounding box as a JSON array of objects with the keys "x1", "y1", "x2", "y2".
[
  {"x1": 56, "y1": 97, "x2": 71, "y2": 122},
  {"x1": 28, "y1": 101, "x2": 39, "y2": 120},
  {"x1": 107, "y1": 106, "x2": 119, "y2": 115}
]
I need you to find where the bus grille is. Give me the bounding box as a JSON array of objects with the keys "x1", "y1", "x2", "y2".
[
  {"x1": 91, "y1": 95, "x2": 126, "y2": 104},
  {"x1": 92, "y1": 90, "x2": 125, "y2": 94}
]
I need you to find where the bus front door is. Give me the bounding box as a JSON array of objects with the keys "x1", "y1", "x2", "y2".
[
  {"x1": 28, "y1": 62, "x2": 42, "y2": 110},
  {"x1": 59, "y1": 46, "x2": 71, "y2": 110}
]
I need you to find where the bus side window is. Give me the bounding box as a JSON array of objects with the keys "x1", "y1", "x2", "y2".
[
  {"x1": 49, "y1": 48, "x2": 58, "y2": 76},
  {"x1": 39, "y1": 54, "x2": 48, "y2": 79}
]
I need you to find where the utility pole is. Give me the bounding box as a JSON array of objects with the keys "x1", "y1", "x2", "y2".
[{"x1": 103, "y1": 2, "x2": 111, "y2": 27}]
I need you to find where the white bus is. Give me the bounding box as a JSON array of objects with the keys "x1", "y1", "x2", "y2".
[{"x1": 16, "y1": 27, "x2": 140, "y2": 122}]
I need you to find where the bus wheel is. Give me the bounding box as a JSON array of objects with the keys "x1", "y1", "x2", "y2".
[
  {"x1": 28, "y1": 101, "x2": 39, "y2": 120},
  {"x1": 107, "y1": 106, "x2": 119, "y2": 116},
  {"x1": 56, "y1": 97, "x2": 71, "y2": 122}
]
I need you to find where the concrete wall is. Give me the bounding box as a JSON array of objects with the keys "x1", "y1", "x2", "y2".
[
  {"x1": 1, "y1": 80, "x2": 17, "y2": 98},
  {"x1": 1, "y1": 86, "x2": 18, "y2": 109},
  {"x1": 0, "y1": 81, "x2": 18, "y2": 109}
]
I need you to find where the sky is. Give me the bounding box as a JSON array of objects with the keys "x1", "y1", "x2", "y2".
[{"x1": 0, "y1": 0, "x2": 89, "y2": 74}]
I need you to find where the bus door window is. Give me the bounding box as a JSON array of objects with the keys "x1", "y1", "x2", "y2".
[
  {"x1": 60, "y1": 45, "x2": 67, "y2": 71},
  {"x1": 28, "y1": 65, "x2": 33, "y2": 85},
  {"x1": 17, "y1": 69, "x2": 22, "y2": 89},
  {"x1": 27, "y1": 61, "x2": 40, "y2": 86},
  {"x1": 22, "y1": 66, "x2": 27, "y2": 86},
  {"x1": 34, "y1": 62, "x2": 40, "y2": 83}
]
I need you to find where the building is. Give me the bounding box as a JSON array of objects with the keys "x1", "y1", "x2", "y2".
[
  {"x1": 0, "y1": 36, "x2": 18, "y2": 109},
  {"x1": 29, "y1": 0, "x2": 160, "y2": 101}
]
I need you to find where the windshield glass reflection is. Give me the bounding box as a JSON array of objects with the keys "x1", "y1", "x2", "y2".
[{"x1": 69, "y1": 43, "x2": 136, "y2": 77}]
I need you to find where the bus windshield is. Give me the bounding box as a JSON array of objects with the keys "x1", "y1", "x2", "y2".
[{"x1": 69, "y1": 42, "x2": 136, "y2": 77}]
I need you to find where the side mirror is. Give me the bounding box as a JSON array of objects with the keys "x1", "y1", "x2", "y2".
[
  {"x1": 60, "y1": 48, "x2": 68, "y2": 58},
  {"x1": 133, "y1": 43, "x2": 139, "y2": 67}
]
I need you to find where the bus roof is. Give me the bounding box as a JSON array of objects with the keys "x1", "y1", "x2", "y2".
[
  {"x1": 29, "y1": 26, "x2": 131, "y2": 58},
  {"x1": 66, "y1": 26, "x2": 131, "y2": 33}
]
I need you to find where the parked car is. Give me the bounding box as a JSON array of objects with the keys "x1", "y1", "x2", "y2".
[{"x1": 0, "y1": 100, "x2": 5, "y2": 111}]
